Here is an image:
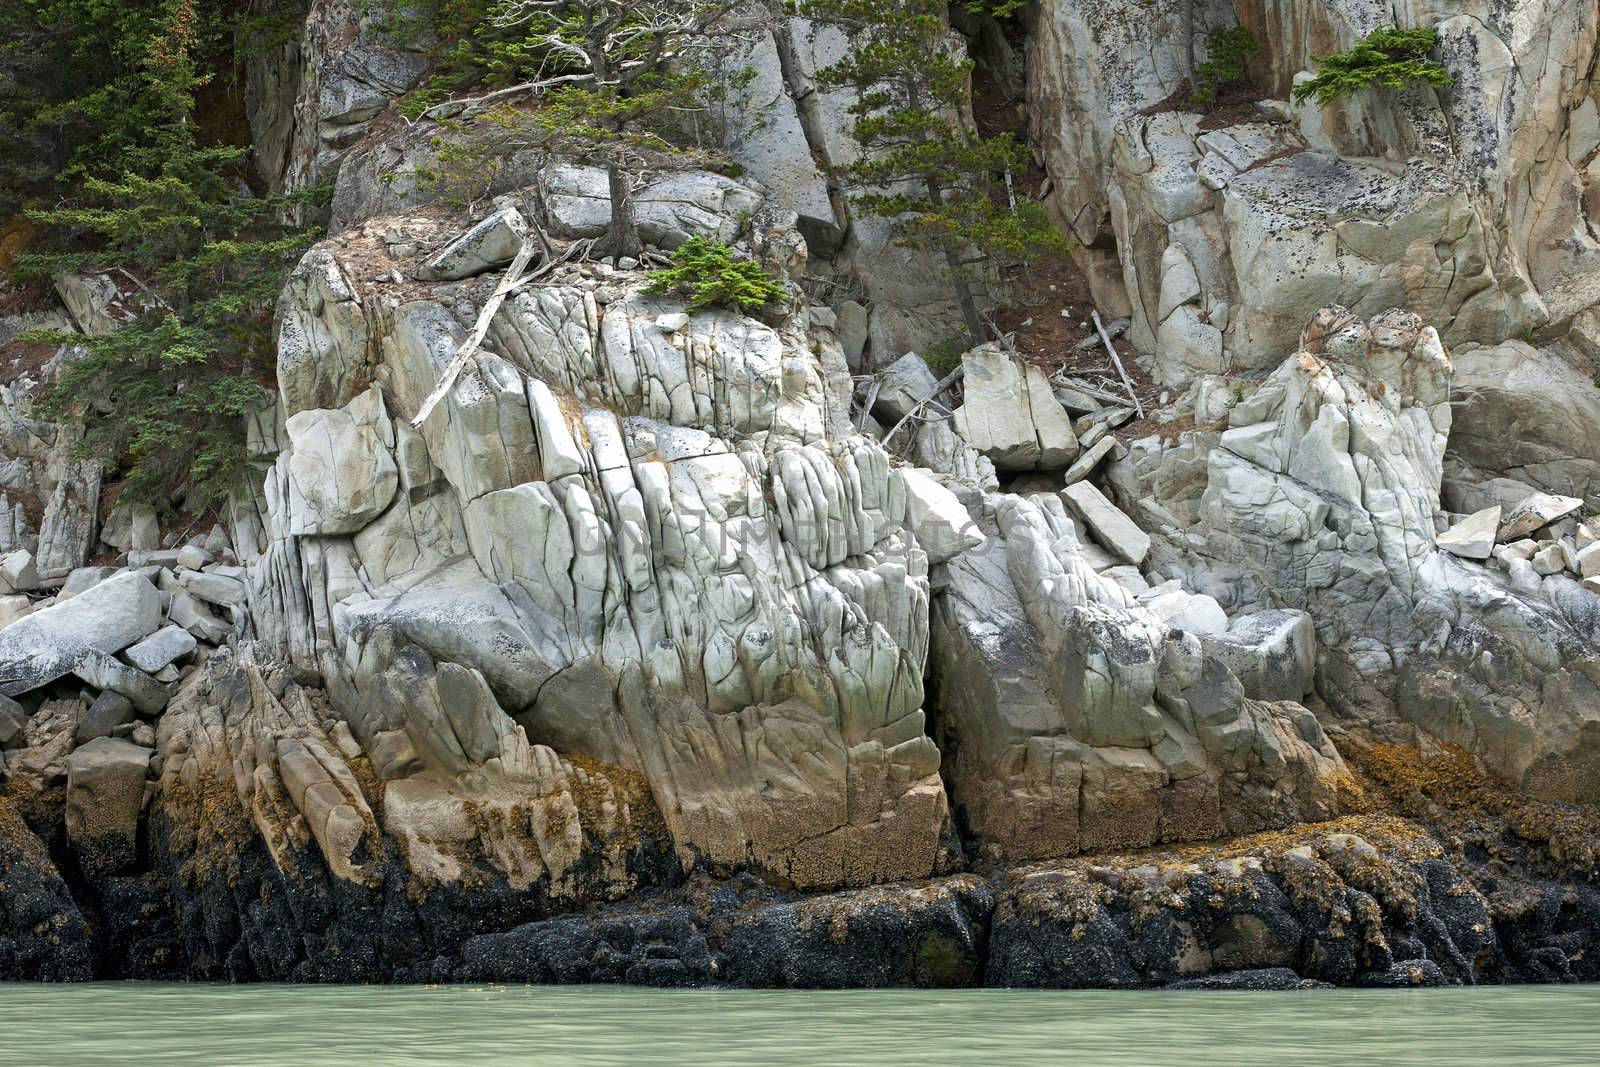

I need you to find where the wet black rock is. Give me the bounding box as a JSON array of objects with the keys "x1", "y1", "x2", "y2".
[
  {"x1": 0, "y1": 803, "x2": 93, "y2": 981},
  {"x1": 720, "y1": 877, "x2": 993, "y2": 988},
  {"x1": 1356, "y1": 960, "x2": 1448, "y2": 987},
  {"x1": 454, "y1": 907, "x2": 715, "y2": 987},
  {"x1": 1165, "y1": 968, "x2": 1326, "y2": 991}
]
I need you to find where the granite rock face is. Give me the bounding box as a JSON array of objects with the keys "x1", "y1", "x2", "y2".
[
  {"x1": 931, "y1": 487, "x2": 1346, "y2": 862},
  {"x1": 1114, "y1": 307, "x2": 1600, "y2": 804},
  {"x1": 242, "y1": 193, "x2": 950, "y2": 893},
  {"x1": 5, "y1": 0, "x2": 1600, "y2": 991},
  {"x1": 1029, "y1": 0, "x2": 1600, "y2": 383}
]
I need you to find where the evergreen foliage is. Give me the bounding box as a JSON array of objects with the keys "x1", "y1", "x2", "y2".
[
  {"x1": 3, "y1": 0, "x2": 319, "y2": 509},
  {"x1": 421, "y1": 1, "x2": 758, "y2": 257},
  {"x1": 1291, "y1": 27, "x2": 1450, "y2": 107},
  {"x1": 646, "y1": 238, "x2": 784, "y2": 312},
  {"x1": 797, "y1": 0, "x2": 1071, "y2": 346},
  {"x1": 1189, "y1": 27, "x2": 1259, "y2": 107}
]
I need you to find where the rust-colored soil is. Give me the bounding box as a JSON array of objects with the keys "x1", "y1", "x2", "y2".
[{"x1": 995, "y1": 252, "x2": 1164, "y2": 430}]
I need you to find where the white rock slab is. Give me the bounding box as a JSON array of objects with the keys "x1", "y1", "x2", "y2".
[
  {"x1": 124, "y1": 623, "x2": 198, "y2": 674},
  {"x1": 1436, "y1": 506, "x2": 1500, "y2": 560},
  {"x1": 1498, "y1": 493, "x2": 1582, "y2": 542},
  {"x1": 900, "y1": 467, "x2": 984, "y2": 565},
  {"x1": 1061, "y1": 481, "x2": 1150, "y2": 565},
  {"x1": 0, "y1": 571, "x2": 161, "y2": 698}
]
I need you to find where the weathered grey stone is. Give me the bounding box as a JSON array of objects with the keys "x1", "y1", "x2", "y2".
[
  {"x1": 176, "y1": 545, "x2": 212, "y2": 571},
  {"x1": 1061, "y1": 437, "x2": 1118, "y2": 487},
  {"x1": 1061, "y1": 481, "x2": 1150, "y2": 565},
  {"x1": 130, "y1": 506, "x2": 160, "y2": 552},
  {"x1": 169, "y1": 591, "x2": 232, "y2": 644},
  {"x1": 70, "y1": 648, "x2": 174, "y2": 715},
  {"x1": 414, "y1": 205, "x2": 532, "y2": 282},
  {"x1": 128, "y1": 549, "x2": 182, "y2": 569},
  {"x1": 124, "y1": 624, "x2": 198, "y2": 674},
  {"x1": 0, "y1": 594, "x2": 30, "y2": 631},
  {"x1": 58, "y1": 566, "x2": 119, "y2": 602},
  {"x1": 0, "y1": 572, "x2": 161, "y2": 699},
  {"x1": 954, "y1": 347, "x2": 1079, "y2": 470},
  {"x1": 872, "y1": 353, "x2": 940, "y2": 424},
  {"x1": 65, "y1": 737, "x2": 151, "y2": 876},
  {"x1": 1139, "y1": 581, "x2": 1228, "y2": 636},
  {"x1": 1437, "y1": 506, "x2": 1500, "y2": 560},
  {"x1": 35, "y1": 460, "x2": 100, "y2": 580},
  {"x1": 930, "y1": 487, "x2": 1344, "y2": 862},
  {"x1": 900, "y1": 467, "x2": 984, "y2": 565},
  {"x1": 97, "y1": 503, "x2": 157, "y2": 557},
  {"x1": 284, "y1": 385, "x2": 398, "y2": 536},
  {"x1": 1532, "y1": 543, "x2": 1568, "y2": 576},
  {"x1": 277, "y1": 246, "x2": 372, "y2": 415},
  {"x1": 179, "y1": 570, "x2": 246, "y2": 609},
  {"x1": 1129, "y1": 307, "x2": 1600, "y2": 803},
  {"x1": 836, "y1": 301, "x2": 870, "y2": 369},
  {"x1": 76, "y1": 690, "x2": 135, "y2": 744},
  {"x1": 1202, "y1": 610, "x2": 1316, "y2": 703},
  {"x1": 54, "y1": 272, "x2": 142, "y2": 335},
  {"x1": 1498, "y1": 493, "x2": 1583, "y2": 542},
  {"x1": 0, "y1": 549, "x2": 39, "y2": 593},
  {"x1": 100, "y1": 500, "x2": 154, "y2": 554}
]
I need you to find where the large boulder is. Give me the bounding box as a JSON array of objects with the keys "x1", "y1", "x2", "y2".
[
  {"x1": 65, "y1": 737, "x2": 151, "y2": 877},
  {"x1": 413, "y1": 204, "x2": 532, "y2": 282},
  {"x1": 0, "y1": 571, "x2": 161, "y2": 699},
  {"x1": 283, "y1": 385, "x2": 399, "y2": 535},
  {"x1": 1118, "y1": 307, "x2": 1600, "y2": 803},
  {"x1": 124, "y1": 624, "x2": 198, "y2": 674},
  {"x1": 1450, "y1": 341, "x2": 1600, "y2": 510},
  {"x1": 901, "y1": 467, "x2": 984, "y2": 565},
  {"x1": 954, "y1": 347, "x2": 1079, "y2": 470}
]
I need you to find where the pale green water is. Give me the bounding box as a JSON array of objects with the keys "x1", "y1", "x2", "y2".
[{"x1": 1, "y1": 983, "x2": 1597, "y2": 1065}]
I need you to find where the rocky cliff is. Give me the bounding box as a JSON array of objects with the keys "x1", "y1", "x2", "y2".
[{"x1": 3, "y1": 0, "x2": 1600, "y2": 988}]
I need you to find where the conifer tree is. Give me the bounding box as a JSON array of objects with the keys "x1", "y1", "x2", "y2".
[
  {"x1": 11, "y1": 0, "x2": 319, "y2": 507},
  {"x1": 483, "y1": 0, "x2": 761, "y2": 257},
  {"x1": 799, "y1": 0, "x2": 1068, "y2": 346}
]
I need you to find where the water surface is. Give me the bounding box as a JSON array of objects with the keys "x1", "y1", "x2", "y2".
[{"x1": 2, "y1": 983, "x2": 1596, "y2": 1065}]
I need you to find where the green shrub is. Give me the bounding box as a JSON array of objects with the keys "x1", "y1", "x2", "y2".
[
  {"x1": 923, "y1": 336, "x2": 966, "y2": 378},
  {"x1": 1190, "y1": 27, "x2": 1259, "y2": 107},
  {"x1": 1291, "y1": 27, "x2": 1450, "y2": 106},
  {"x1": 646, "y1": 238, "x2": 784, "y2": 313}
]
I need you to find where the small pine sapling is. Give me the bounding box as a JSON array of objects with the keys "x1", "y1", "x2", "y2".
[
  {"x1": 1291, "y1": 27, "x2": 1450, "y2": 107},
  {"x1": 646, "y1": 237, "x2": 784, "y2": 312},
  {"x1": 799, "y1": 0, "x2": 1071, "y2": 346},
  {"x1": 1189, "y1": 27, "x2": 1259, "y2": 107},
  {"x1": 481, "y1": 1, "x2": 768, "y2": 258}
]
